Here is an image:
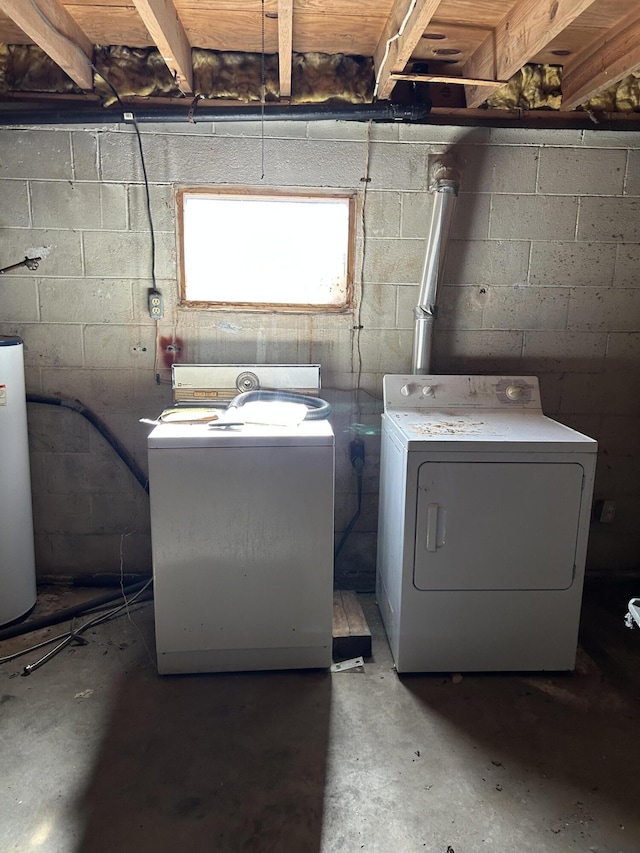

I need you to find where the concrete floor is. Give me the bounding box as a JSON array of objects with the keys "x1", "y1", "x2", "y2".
[{"x1": 1, "y1": 581, "x2": 640, "y2": 853}]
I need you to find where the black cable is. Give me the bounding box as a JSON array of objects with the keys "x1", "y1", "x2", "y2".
[
  {"x1": 27, "y1": 394, "x2": 149, "y2": 494},
  {"x1": 0, "y1": 580, "x2": 150, "y2": 643},
  {"x1": 90, "y1": 64, "x2": 157, "y2": 291},
  {"x1": 335, "y1": 463, "x2": 363, "y2": 559}
]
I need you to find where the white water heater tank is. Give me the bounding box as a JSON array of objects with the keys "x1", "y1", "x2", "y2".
[{"x1": 0, "y1": 337, "x2": 36, "y2": 626}]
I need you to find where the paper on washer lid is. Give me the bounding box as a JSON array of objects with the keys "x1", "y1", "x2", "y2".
[{"x1": 235, "y1": 401, "x2": 308, "y2": 426}]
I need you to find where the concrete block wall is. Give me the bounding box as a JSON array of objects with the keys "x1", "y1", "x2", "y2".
[{"x1": 1, "y1": 121, "x2": 639, "y2": 586}]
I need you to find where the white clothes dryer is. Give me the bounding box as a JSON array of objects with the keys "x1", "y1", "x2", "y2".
[{"x1": 376, "y1": 374, "x2": 597, "y2": 673}]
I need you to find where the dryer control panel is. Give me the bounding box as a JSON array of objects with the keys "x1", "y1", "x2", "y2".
[{"x1": 384, "y1": 374, "x2": 541, "y2": 410}]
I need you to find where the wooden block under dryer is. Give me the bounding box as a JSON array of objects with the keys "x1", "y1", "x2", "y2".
[{"x1": 332, "y1": 590, "x2": 372, "y2": 660}]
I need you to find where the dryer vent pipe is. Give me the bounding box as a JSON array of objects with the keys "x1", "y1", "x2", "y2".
[{"x1": 412, "y1": 159, "x2": 460, "y2": 374}]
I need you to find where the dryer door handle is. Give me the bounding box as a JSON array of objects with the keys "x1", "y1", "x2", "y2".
[{"x1": 426, "y1": 502, "x2": 439, "y2": 552}]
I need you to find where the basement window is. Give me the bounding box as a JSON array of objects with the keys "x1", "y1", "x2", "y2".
[{"x1": 178, "y1": 188, "x2": 354, "y2": 311}]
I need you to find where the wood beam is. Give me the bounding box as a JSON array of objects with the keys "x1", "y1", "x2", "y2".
[
  {"x1": 463, "y1": 0, "x2": 598, "y2": 109},
  {"x1": 0, "y1": 0, "x2": 93, "y2": 90},
  {"x1": 390, "y1": 73, "x2": 504, "y2": 88},
  {"x1": 561, "y1": 7, "x2": 640, "y2": 111},
  {"x1": 278, "y1": 0, "x2": 293, "y2": 98},
  {"x1": 132, "y1": 0, "x2": 193, "y2": 93},
  {"x1": 373, "y1": 0, "x2": 442, "y2": 100}
]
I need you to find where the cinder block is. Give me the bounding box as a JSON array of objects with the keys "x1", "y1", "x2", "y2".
[
  {"x1": 614, "y1": 244, "x2": 640, "y2": 287},
  {"x1": 491, "y1": 194, "x2": 578, "y2": 240},
  {"x1": 538, "y1": 147, "x2": 627, "y2": 195},
  {"x1": 364, "y1": 191, "x2": 401, "y2": 238},
  {"x1": 18, "y1": 322, "x2": 84, "y2": 368},
  {"x1": 624, "y1": 150, "x2": 640, "y2": 196},
  {"x1": 490, "y1": 128, "x2": 582, "y2": 146},
  {"x1": 212, "y1": 120, "x2": 308, "y2": 139},
  {"x1": 91, "y1": 492, "x2": 151, "y2": 534},
  {"x1": 84, "y1": 324, "x2": 156, "y2": 368},
  {"x1": 0, "y1": 228, "x2": 83, "y2": 277},
  {"x1": 31, "y1": 181, "x2": 102, "y2": 229},
  {"x1": 577, "y1": 197, "x2": 640, "y2": 242},
  {"x1": 32, "y1": 494, "x2": 92, "y2": 535},
  {"x1": 560, "y1": 372, "x2": 640, "y2": 416},
  {"x1": 42, "y1": 368, "x2": 138, "y2": 413},
  {"x1": 360, "y1": 283, "x2": 397, "y2": 330},
  {"x1": 403, "y1": 188, "x2": 491, "y2": 241},
  {"x1": 567, "y1": 287, "x2": 640, "y2": 331},
  {"x1": 83, "y1": 230, "x2": 175, "y2": 279},
  {"x1": 459, "y1": 146, "x2": 538, "y2": 194},
  {"x1": 599, "y1": 415, "x2": 640, "y2": 454},
  {"x1": 311, "y1": 323, "x2": 354, "y2": 373},
  {"x1": 432, "y1": 330, "x2": 523, "y2": 373},
  {"x1": 27, "y1": 405, "x2": 91, "y2": 453},
  {"x1": 367, "y1": 141, "x2": 429, "y2": 191},
  {"x1": 50, "y1": 531, "x2": 151, "y2": 573},
  {"x1": 363, "y1": 237, "x2": 424, "y2": 284},
  {"x1": 605, "y1": 332, "x2": 640, "y2": 366},
  {"x1": 0, "y1": 278, "x2": 38, "y2": 322},
  {"x1": 39, "y1": 279, "x2": 134, "y2": 324},
  {"x1": 0, "y1": 129, "x2": 72, "y2": 179},
  {"x1": 100, "y1": 183, "x2": 128, "y2": 230},
  {"x1": 45, "y1": 449, "x2": 134, "y2": 496},
  {"x1": 0, "y1": 180, "x2": 30, "y2": 227},
  {"x1": 530, "y1": 241, "x2": 616, "y2": 287},
  {"x1": 71, "y1": 131, "x2": 99, "y2": 180},
  {"x1": 399, "y1": 126, "x2": 491, "y2": 145},
  {"x1": 358, "y1": 328, "x2": 413, "y2": 373},
  {"x1": 483, "y1": 285, "x2": 569, "y2": 331},
  {"x1": 443, "y1": 239, "x2": 530, "y2": 286},
  {"x1": 129, "y1": 184, "x2": 175, "y2": 232},
  {"x1": 522, "y1": 330, "x2": 607, "y2": 372},
  {"x1": 100, "y1": 131, "x2": 365, "y2": 189},
  {"x1": 582, "y1": 130, "x2": 640, "y2": 150}
]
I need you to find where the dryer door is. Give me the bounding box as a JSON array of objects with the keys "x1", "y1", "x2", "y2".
[{"x1": 413, "y1": 461, "x2": 584, "y2": 591}]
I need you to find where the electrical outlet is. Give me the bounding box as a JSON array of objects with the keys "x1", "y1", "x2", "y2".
[
  {"x1": 350, "y1": 438, "x2": 365, "y2": 469},
  {"x1": 599, "y1": 500, "x2": 616, "y2": 524},
  {"x1": 593, "y1": 499, "x2": 616, "y2": 524},
  {"x1": 148, "y1": 289, "x2": 164, "y2": 320}
]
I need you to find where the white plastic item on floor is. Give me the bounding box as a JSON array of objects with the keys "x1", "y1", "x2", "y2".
[{"x1": 0, "y1": 337, "x2": 36, "y2": 626}]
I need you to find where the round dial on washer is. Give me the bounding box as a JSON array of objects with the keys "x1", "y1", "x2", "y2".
[
  {"x1": 422, "y1": 385, "x2": 435, "y2": 397},
  {"x1": 400, "y1": 383, "x2": 413, "y2": 397},
  {"x1": 236, "y1": 371, "x2": 260, "y2": 392},
  {"x1": 505, "y1": 384, "x2": 523, "y2": 401}
]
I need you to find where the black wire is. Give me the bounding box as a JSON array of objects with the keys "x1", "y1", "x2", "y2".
[
  {"x1": 335, "y1": 465, "x2": 363, "y2": 559},
  {"x1": 27, "y1": 394, "x2": 149, "y2": 494},
  {"x1": 90, "y1": 64, "x2": 157, "y2": 291}
]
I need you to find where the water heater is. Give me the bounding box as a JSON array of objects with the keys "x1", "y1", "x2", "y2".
[{"x1": 0, "y1": 337, "x2": 36, "y2": 626}]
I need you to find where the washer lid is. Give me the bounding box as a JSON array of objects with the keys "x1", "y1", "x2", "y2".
[
  {"x1": 0, "y1": 336, "x2": 23, "y2": 347},
  {"x1": 147, "y1": 418, "x2": 334, "y2": 448}
]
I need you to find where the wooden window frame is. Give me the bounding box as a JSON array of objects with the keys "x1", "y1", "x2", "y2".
[{"x1": 177, "y1": 186, "x2": 356, "y2": 313}]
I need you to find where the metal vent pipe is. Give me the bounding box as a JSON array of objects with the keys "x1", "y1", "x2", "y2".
[{"x1": 412, "y1": 160, "x2": 460, "y2": 374}]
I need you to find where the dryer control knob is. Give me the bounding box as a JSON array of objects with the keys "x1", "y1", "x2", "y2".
[
  {"x1": 505, "y1": 384, "x2": 522, "y2": 401},
  {"x1": 400, "y1": 384, "x2": 413, "y2": 397},
  {"x1": 422, "y1": 385, "x2": 435, "y2": 397}
]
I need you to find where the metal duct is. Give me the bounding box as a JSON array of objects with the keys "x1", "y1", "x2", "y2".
[
  {"x1": 411, "y1": 160, "x2": 460, "y2": 374},
  {"x1": 0, "y1": 101, "x2": 430, "y2": 127}
]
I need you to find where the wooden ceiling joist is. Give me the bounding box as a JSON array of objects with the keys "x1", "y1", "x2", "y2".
[
  {"x1": 373, "y1": 0, "x2": 442, "y2": 100},
  {"x1": 560, "y1": 6, "x2": 640, "y2": 111},
  {"x1": 277, "y1": 0, "x2": 293, "y2": 98},
  {"x1": 463, "y1": 0, "x2": 599, "y2": 109},
  {"x1": 0, "y1": 0, "x2": 93, "y2": 89},
  {"x1": 132, "y1": 0, "x2": 193, "y2": 93}
]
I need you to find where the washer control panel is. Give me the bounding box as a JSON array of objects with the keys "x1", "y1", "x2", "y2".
[{"x1": 384, "y1": 375, "x2": 541, "y2": 410}]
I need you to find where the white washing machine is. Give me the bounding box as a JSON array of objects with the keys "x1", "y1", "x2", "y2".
[
  {"x1": 376, "y1": 374, "x2": 597, "y2": 673},
  {"x1": 148, "y1": 365, "x2": 334, "y2": 674}
]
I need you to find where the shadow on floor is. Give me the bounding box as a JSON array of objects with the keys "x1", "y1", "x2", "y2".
[
  {"x1": 394, "y1": 578, "x2": 640, "y2": 841},
  {"x1": 73, "y1": 668, "x2": 331, "y2": 853}
]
